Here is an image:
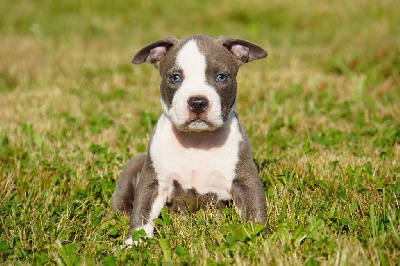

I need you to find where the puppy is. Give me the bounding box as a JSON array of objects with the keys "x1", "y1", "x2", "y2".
[{"x1": 112, "y1": 35, "x2": 268, "y2": 246}]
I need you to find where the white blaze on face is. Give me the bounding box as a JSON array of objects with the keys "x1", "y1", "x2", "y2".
[{"x1": 161, "y1": 39, "x2": 224, "y2": 131}]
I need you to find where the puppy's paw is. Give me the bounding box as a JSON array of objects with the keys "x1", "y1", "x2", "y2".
[{"x1": 120, "y1": 237, "x2": 138, "y2": 249}]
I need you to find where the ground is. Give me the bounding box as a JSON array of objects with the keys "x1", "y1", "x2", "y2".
[{"x1": 0, "y1": 0, "x2": 399, "y2": 264}]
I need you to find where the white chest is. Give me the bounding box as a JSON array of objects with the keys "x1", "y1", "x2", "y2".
[{"x1": 149, "y1": 114, "x2": 242, "y2": 200}]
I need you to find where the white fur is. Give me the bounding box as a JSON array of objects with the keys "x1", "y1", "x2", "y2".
[
  {"x1": 150, "y1": 113, "x2": 242, "y2": 200},
  {"x1": 162, "y1": 39, "x2": 223, "y2": 131},
  {"x1": 122, "y1": 237, "x2": 134, "y2": 249}
]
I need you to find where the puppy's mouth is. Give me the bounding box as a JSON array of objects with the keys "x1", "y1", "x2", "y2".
[
  {"x1": 178, "y1": 116, "x2": 217, "y2": 132},
  {"x1": 186, "y1": 117, "x2": 209, "y2": 124}
]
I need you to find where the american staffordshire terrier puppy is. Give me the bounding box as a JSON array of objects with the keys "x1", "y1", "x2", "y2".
[{"x1": 112, "y1": 35, "x2": 268, "y2": 246}]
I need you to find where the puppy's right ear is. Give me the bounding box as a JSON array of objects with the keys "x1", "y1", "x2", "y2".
[{"x1": 132, "y1": 36, "x2": 178, "y2": 68}]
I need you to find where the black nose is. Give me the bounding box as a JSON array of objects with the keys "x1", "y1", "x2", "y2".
[{"x1": 188, "y1": 97, "x2": 209, "y2": 114}]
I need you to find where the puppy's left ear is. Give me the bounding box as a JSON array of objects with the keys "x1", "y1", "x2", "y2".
[{"x1": 217, "y1": 35, "x2": 268, "y2": 65}]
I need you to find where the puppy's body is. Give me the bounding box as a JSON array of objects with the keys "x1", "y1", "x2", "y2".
[{"x1": 112, "y1": 35, "x2": 268, "y2": 245}]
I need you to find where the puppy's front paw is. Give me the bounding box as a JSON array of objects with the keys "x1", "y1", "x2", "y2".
[{"x1": 120, "y1": 237, "x2": 138, "y2": 249}]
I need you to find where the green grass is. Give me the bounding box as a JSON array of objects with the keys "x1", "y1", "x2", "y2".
[{"x1": 1, "y1": 0, "x2": 399, "y2": 264}]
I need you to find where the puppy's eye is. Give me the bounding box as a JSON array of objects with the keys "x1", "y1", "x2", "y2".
[
  {"x1": 169, "y1": 74, "x2": 182, "y2": 83},
  {"x1": 216, "y1": 74, "x2": 228, "y2": 82}
]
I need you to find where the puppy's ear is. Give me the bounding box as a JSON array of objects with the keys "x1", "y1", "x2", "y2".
[
  {"x1": 132, "y1": 36, "x2": 178, "y2": 68},
  {"x1": 217, "y1": 35, "x2": 267, "y2": 65}
]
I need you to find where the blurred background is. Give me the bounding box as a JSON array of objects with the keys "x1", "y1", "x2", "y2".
[{"x1": 1, "y1": 0, "x2": 399, "y2": 84}]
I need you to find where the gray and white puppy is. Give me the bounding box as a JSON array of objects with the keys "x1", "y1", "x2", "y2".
[{"x1": 112, "y1": 35, "x2": 268, "y2": 246}]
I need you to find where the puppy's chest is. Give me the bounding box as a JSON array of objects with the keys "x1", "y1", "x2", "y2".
[{"x1": 150, "y1": 114, "x2": 242, "y2": 200}]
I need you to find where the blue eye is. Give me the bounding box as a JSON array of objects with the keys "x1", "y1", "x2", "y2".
[
  {"x1": 216, "y1": 74, "x2": 228, "y2": 82},
  {"x1": 169, "y1": 74, "x2": 182, "y2": 83}
]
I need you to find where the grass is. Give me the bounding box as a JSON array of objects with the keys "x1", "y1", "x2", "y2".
[{"x1": 0, "y1": 0, "x2": 399, "y2": 264}]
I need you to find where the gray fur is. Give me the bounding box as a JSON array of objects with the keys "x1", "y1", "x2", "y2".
[
  {"x1": 233, "y1": 119, "x2": 269, "y2": 232},
  {"x1": 127, "y1": 156, "x2": 159, "y2": 237},
  {"x1": 111, "y1": 152, "x2": 146, "y2": 214},
  {"x1": 166, "y1": 180, "x2": 230, "y2": 214}
]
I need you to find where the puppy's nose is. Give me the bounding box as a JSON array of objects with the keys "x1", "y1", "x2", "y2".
[{"x1": 188, "y1": 97, "x2": 209, "y2": 114}]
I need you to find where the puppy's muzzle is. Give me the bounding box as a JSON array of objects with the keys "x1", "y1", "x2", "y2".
[{"x1": 188, "y1": 96, "x2": 209, "y2": 115}]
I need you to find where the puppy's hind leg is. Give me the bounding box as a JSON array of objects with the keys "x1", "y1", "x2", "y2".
[{"x1": 111, "y1": 153, "x2": 147, "y2": 215}]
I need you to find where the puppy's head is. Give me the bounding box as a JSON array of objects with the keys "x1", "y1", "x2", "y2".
[{"x1": 133, "y1": 35, "x2": 267, "y2": 132}]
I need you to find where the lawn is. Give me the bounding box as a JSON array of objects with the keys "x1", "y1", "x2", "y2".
[{"x1": 0, "y1": 0, "x2": 399, "y2": 264}]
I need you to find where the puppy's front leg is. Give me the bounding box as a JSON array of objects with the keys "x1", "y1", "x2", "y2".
[
  {"x1": 123, "y1": 160, "x2": 166, "y2": 247},
  {"x1": 231, "y1": 174, "x2": 268, "y2": 229},
  {"x1": 231, "y1": 126, "x2": 269, "y2": 232}
]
